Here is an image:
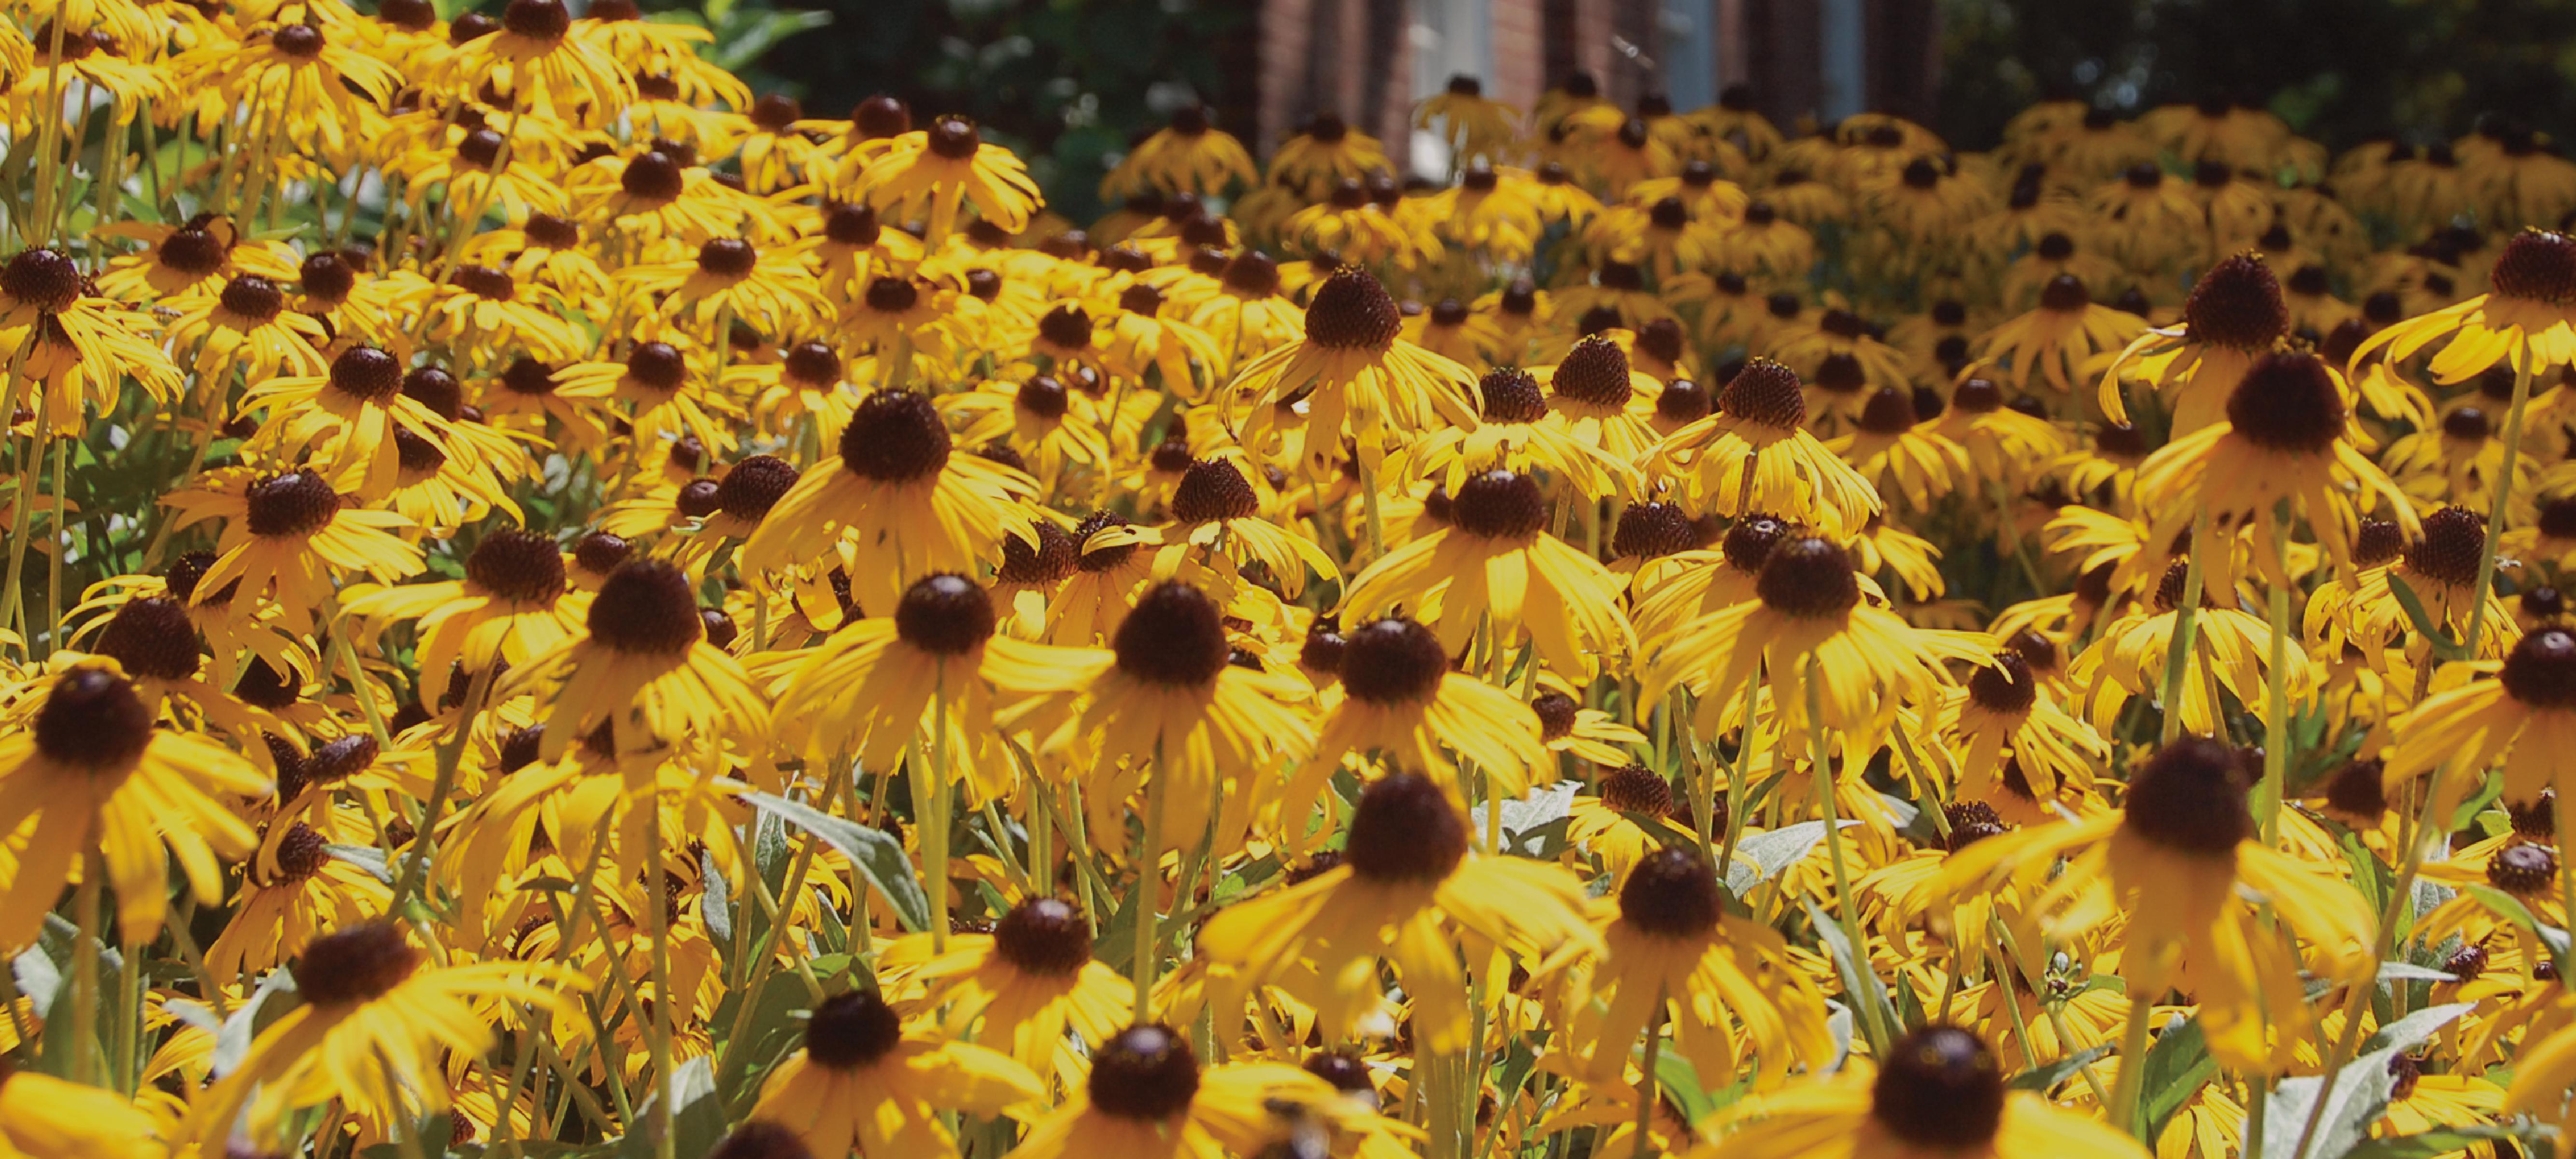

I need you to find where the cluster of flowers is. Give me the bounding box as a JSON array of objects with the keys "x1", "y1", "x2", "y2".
[{"x1": 10, "y1": 3, "x2": 2576, "y2": 1159}]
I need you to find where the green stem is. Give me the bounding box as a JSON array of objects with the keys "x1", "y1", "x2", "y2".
[
  {"x1": 1631, "y1": 994, "x2": 1663, "y2": 1159},
  {"x1": 2155, "y1": 503, "x2": 2219, "y2": 742},
  {"x1": 2462, "y1": 357, "x2": 2535, "y2": 658},
  {"x1": 639, "y1": 773, "x2": 676, "y2": 1159},
  {"x1": 389, "y1": 662, "x2": 495, "y2": 915},
  {"x1": 1806, "y1": 659, "x2": 1885, "y2": 1054},
  {"x1": 1132, "y1": 743, "x2": 1168, "y2": 1020},
  {"x1": 70, "y1": 852, "x2": 99, "y2": 1085},
  {"x1": 2106, "y1": 995, "x2": 2154, "y2": 1138}
]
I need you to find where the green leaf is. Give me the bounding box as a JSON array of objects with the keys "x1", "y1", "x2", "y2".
[
  {"x1": 700, "y1": 845, "x2": 734, "y2": 953},
  {"x1": 2008, "y1": 1043, "x2": 2111, "y2": 1092},
  {"x1": 1724, "y1": 820, "x2": 1861, "y2": 896},
  {"x1": 2263, "y1": 1005, "x2": 2470, "y2": 1159},
  {"x1": 2385, "y1": 573, "x2": 2468, "y2": 661},
  {"x1": 324, "y1": 843, "x2": 394, "y2": 885},
  {"x1": 1651, "y1": 1048, "x2": 1719, "y2": 1125},
  {"x1": 741, "y1": 790, "x2": 930, "y2": 933},
  {"x1": 2136, "y1": 1015, "x2": 2217, "y2": 1141},
  {"x1": 1802, "y1": 899, "x2": 1895, "y2": 1059}
]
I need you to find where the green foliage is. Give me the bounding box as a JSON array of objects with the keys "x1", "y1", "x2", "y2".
[
  {"x1": 758, "y1": 0, "x2": 1254, "y2": 223},
  {"x1": 1939, "y1": 0, "x2": 2576, "y2": 154}
]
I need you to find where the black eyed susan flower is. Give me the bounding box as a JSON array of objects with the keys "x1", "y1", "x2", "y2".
[
  {"x1": 746, "y1": 987, "x2": 1041, "y2": 1159},
  {"x1": 1005, "y1": 1023, "x2": 1375, "y2": 1159},
  {"x1": 1000, "y1": 580, "x2": 1312, "y2": 854},
  {"x1": 1199, "y1": 772, "x2": 1598, "y2": 1052},
  {"x1": 1975, "y1": 274, "x2": 2146, "y2": 400},
  {"x1": 1939, "y1": 738, "x2": 2375, "y2": 1073},
  {"x1": 1939, "y1": 649, "x2": 2107, "y2": 802},
  {"x1": 1645, "y1": 534, "x2": 1978, "y2": 758},
  {"x1": 500, "y1": 557, "x2": 769, "y2": 758},
  {"x1": 1538, "y1": 331, "x2": 1664, "y2": 463},
  {"x1": 1102, "y1": 102, "x2": 1258, "y2": 201},
  {"x1": 203, "y1": 819, "x2": 389, "y2": 981},
  {"x1": 2385, "y1": 625, "x2": 2576, "y2": 816},
  {"x1": 617, "y1": 235, "x2": 822, "y2": 340},
  {"x1": 739, "y1": 387, "x2": 1037, "y2": 609},
  {"x1": 1554, "y1": 845, "x2": 1836, "y2": 1090},
  {"x1": 0, "y1": 660, "x2": 268, "y2": 947},
  {"x1": 1698, "y1": 1024, "x2": 2149, "y2": 1159},
  {"x1": 1221, "y1": 265, "x2": 1480, "y2": 479},
  {"x1": 1294, "y1": 612, "x2": 1550, "y2": 808},
  {"x1": 161, "y1": 467, "x2": 423, "y2": 631},
  {"x1": 445, "y1": 0, "x2": 633, "y2": 123},
  {"x1": 898, "y1": 896, "x2": 1133, "y2": 1070},
  {"x1": 2105, "y1": 252, "x2": 2291, "y2": 433},
  {"x1": 1649, "y1": 358, "x2": 1881, "y2": 534},
  {"x1": 2363, "y1": 227, "x2": 2576, "y2": 382},
  {"x1": 1400, "y1": 364, "x2": 1638, "y2": 499},
  {"x1": 1827, "y1": 385, "x2": 1972, "y2": 511},
  {"x1": 1104, "y1": 455, "x2": 1337, "y2": 599},
  {"x1": 768, "y1": 571, "x2": 1078, "y2": 778},
  {"x1": 1414, "y1": 75, "x2": 1522, "y2": 166},
  {"x1": 1342, "y1": 467, "x2": 1633, "y2": 677},
  {"x1": 340, "y1": 527, "x2": 587, "y2": 707},
  {"x1": 2131, "y1": 349, "x2": 2418, "y2": 588},
  {"x1": 189, "y1": 920, "x2": 585, "y2": 1150},
  {"x1": 849, "y1": 113, "x2": 1043, "y2": 240}
]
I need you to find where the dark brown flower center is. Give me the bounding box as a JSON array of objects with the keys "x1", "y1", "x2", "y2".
[
  {"x1": 96, "y1": 595, "x2": 201, "y2": 682},
  {"x1": 1089, "y1": 1025, "x2": 1200, "y2": 1120},
  {"x1": 586, "y1": 560, "x2": 703, "y2": 656},
  {"x1": 2184, "y1": 253, "x2": 2288, "y2": 351},
  {"x1": 893, "y1": 573, "x2": 995, "y2": 655},
  {"x1": 403, "y1": 366, "x2": 462, "y2": 420},
  {"x1": 1619, "y1": 845, "x2": 1719, "y2": 937},
  {"x1": 2489, "y1": 843, "x2": 2559, "y2": 896},
  {"x1": 1612, "y1": 500, "x2": 1705, "y2": 560},
  {"x1": 840, "y1": 390, "x2": 950, "y2": 482},
  {"x1": 1755, "y1": 537, "x2": 1859, "y2": 619},
  {"x1": 997, "y1": 521, "x2": 1078, "y2": 585},
  {"x1": 1600, "y1": 763, "x2": 1674, "y2": 816},
  {"x1": 245, "y1": 470, "x2": 341, "y2": 537},
  {"x1": 853, "y1": 95, "x2": 911, "y2": 138},
  {"x1": 2491, "y1": 228, "x2": 2576, "y2": 304},
  {"x1": 327, "y1": 345, "x2": 403, "y2": 402},
  {"x1": 294, "y1": 921, "x2": 420, "y2": 1005},
  {"x1": 2226, "y1": 351, "x2": 2346, "y2": 452},
  {"x1": 991, "y1": 897, "x2": 1091, "y2": 976},
  {"x1": 219, "y1": 275, "x2": 284, "y2": 322},
  {"x1": 1112, "y1": 582, "x2": 1230, "y2": 687},
  {"x1": 621, "y1": 151, "x2": 685, "y2": 202},
  {"x1": 573, "y1": 530, "x2": 633, "y2": 577},
  {"x1": 1305, "y1": 266, "x2": 1403, "y2": 350},
  {"x1": 464, "y1": 528, "x2": 566, "y2": 604},
  {"x1": 1530, "y1": 691, "x2": 1579, "y2": 740},
  {"x1": 1169, "y1": 458, "x2": 1260, "y2": 523},
  {"x1": 34, "y1": 667, "x2": 154, "y2": 771},
  {"x1": 804, "y1": 989, "x2": 903, "y2": 1069},
  {"x1": 2122, "y1": 736, "x2": 2251, "y2": 856},
  {"x1": 1720, "y1": 358, "x2": 1806, "y2": 429},
  {"x1": 1966, "y1": 652, "x2": 2037, "y2": 714},
  {"x1": 500, "y1": 0, "x2": 569, "y2": 38},
  {"x1": 1339, "y1": 616, "x2": 1450, "y2": 706},
  {"x1": 697, "y1": 238, "x2": 757, "y2": 277},
  {"x1": 299, "y1": 252, "x2": 355, "y2": 304},
  {"x1": 1450, "y1": 469, "x2": 1547, "y2": 539},
  {"x1": 2502, "y1": 627, "x2": 2576, "y2": 709},
  {"x1": 716, "y1": 455, "x2": 798, "y2": 523},
  {"x1": 273, "y1": 820, "x2": 330, "y2": 881},
  {"x1": 1551, "y1": 336, "x2": 1635, "y2": 409},
  {"x1": 1944, "y1": 801, "x2": 2008, "y2": 851},
  {"x1": 925, "y1": 115, "x2": 981, "y2": 160},
  {"x1": 2406, "y1": 506, "x2": 2488, "y2": 589},
  {"x1": 2321, "y1": 756, "x2": 2388, "y2": 823},
  {"x1": 1872, "y1": 1026, "x2": 2005, "y2": 1148},
  {"x1": 1347, "y1": 771, "x2": 1469, "y2": 882}
]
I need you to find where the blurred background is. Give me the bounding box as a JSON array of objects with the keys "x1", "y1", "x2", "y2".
[{"x1": 696, "y1": 0, "x2": 2576, "y2": 222}]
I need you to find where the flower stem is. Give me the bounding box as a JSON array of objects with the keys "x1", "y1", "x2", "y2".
[
  {"x1": 2155, "y1": 502, "x2": 2218, "y2": 742},
  {"x1": 1631, "y1": 995, "x2": 1663, "y2": 1159},
  {"x1": 70, "y1": 851, "x2": 100, "y2": 1086},
  {"x1": 2106, "y1": 995, "x2": 2153, "y2": 1138},
  {"x1": 1806, "y1": 659, "x2": 1885, "y2": 1054},
  {"x1": 639, "y1": 776, "x2": 677, "y2": 1159},
  {"x1": 389, "y1": 662, "x2": 496, "y2": 916},
  {"x1": 1132, "y1": 743, "x2": 1169, "y2": 1020},
  {"x1": 2462, "y1": 357, "x2": 2535, "y2": 658}
]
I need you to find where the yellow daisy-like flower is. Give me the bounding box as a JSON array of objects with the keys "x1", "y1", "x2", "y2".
[
  {"x1": 746, "y1": 987, "x2": 1042, "y2": 1159},
  {"x1": 850, "y1": 113, "x2": 1043, "y2": 239},
  {"x1": 0, "y1": 659, "x2": 268, "y2": 947}
]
